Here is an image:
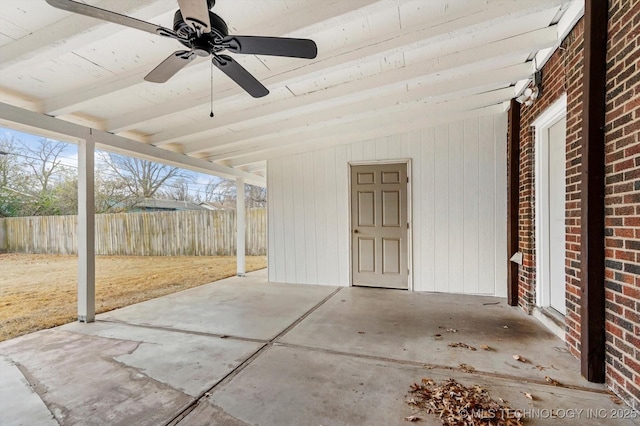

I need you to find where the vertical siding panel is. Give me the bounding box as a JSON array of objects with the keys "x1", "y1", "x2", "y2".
[
  {"x1": 407, "y1": 131, "x2": 422, "y2": 291},
  {"x1": 324, "y1": 148, "x2": 339, "y2": 284},
  {"x1": 375, "y1": 137, "x2": 388, "y2": 160},
  {"x1": 434, "y1": 124, "x2": 449, "y2": 291},
  {"x1": 479, "y1": 115, "x2": 496, "y2": 293},
  {"x1": 448, "y1": 122, "x2": 464, "y2": 293},
  {"x1": 388, "y1": 134, "x2": 403, "y2": 159},
  {"x1": 272, "y1": 158, "x2": 287, "y2": 282},
  {"x1": 463, "y1": 118, "x2": 480, "y2": 294},
  {"x1": 267, "y1": 160, "x2": 276, "y2": 279},
  {"x1": 351, "y1": 141, "x2": 364, "y2": 162},
  {"x1": 335, "y1": 145, "x2": 350, "y2": 285},
  {"x1": 281, "y1": 157, "x2": 297, "y2": 282},
  {"x1": 302, "y1": 152, "x2": 318, "y2": 284},
  {"x1": 493, "y1": 113, "x2": 508, "y2": 297},
  {"x1": 314, "y1": 150, "x2": 328, "y2": 285},
  {"x1": 292, "y1": 155, "x2": 307, "y2": 283},
  {"x1": 362, "y1": 139, "x2": 376, "y2": 160},
  {"x1": 422, "y1": 127, "x2": 436, "y2": 292}
]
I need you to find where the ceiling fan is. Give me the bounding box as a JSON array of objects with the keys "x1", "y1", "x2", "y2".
[{"x1": 45, "y1": 0, "x2": 318, "y2": 98}]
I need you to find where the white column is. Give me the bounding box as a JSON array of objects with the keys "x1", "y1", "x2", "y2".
[
  {"x1": 236, "y1": 177, "x2": 246, "y2": 276},
  {"x1": 77, "y1": 137, "x2": 95, "y2": 322}
]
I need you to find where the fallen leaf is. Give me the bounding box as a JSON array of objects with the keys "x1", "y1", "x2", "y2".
[
  {"x1": 524, "y1": 392, "x2": 533, "y2": 400},
  {"x1": 544, "y1": 376, "x2": 560, "y2": 386},
  {"x1": 459, "y1": 363, "x2": 476, "y2": 373},
  {"x1": 404, "y1": 415, "x2": 421, "y2": 422},
  {"x1": 446, "y1": 328, "x2": 458, "y2": 333},
  {"x1": 357, "y1": 331, "x2": 365, "y2": 334},
  {"x1": 448, "y1": 342, "x2": 477, "y2": 351},
  {"x1": 480, "y1": 344, "x2": 491, "y2": 351},
  {"x1": 503, "y1": 325, "x2": 509, "y2": 329},
  {"x1": 513, "y1": 354, "x2": 526, "y2": 362},
  {"x1": 220, "y1": 335, "x2": 228, "y2": 339},
  {"x1": 535, "y1": 365, "x2": 546, "y2": 371},
  {"x1": 404, "y1": 378, "x2": 524, "y2": 426},
  {"x1": 434, "y1": 333, "x2": 442, "y2": 339},
  {"x1": 610, "y1": 395, "x2": 623, "y2": 405}
]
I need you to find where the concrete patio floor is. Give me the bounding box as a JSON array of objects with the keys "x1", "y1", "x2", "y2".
[{"x1": 0, "y1": 269, "x2": 636, "y2": 425}]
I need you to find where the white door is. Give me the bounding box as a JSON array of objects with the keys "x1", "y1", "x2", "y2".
[
  {"x1": 351, "y1": 163, "x2": 408, "y2": 289},
  {"x1": 548, "y1": 117, "x2": 567, "y2": 315}
]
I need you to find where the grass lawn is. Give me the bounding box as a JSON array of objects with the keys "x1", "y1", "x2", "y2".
[{"x1": 0, "y1": 253, "x2": 266, "y2": 341}]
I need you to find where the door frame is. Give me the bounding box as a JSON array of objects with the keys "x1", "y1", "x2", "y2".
[
  {"x1": 348, "y1": 159, "x2": 413, "y2": 290},
  {"x1": 532, "y1": 94, "x2": 567, "y2": 313}
]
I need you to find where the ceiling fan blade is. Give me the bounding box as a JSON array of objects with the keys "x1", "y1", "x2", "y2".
[
  {"x1": 222, "y1": 36, "x2": 317, "y2": 59},
  {"x1": 213, "y1": 55, "x2": 268, "y2": 98},
  {"x1": 45, "y1": 0, "x2": 179, "y2": 38},
  {"x1": 144, "y1": 51, "x2": 196, "y2": 83},
  {"x1": 177, "y1": 0, "x2": 211, "y2": 33}
]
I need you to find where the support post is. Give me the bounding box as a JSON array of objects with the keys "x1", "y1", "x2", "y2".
[
  {"x1": 580, "y1": 0, "x2": 607, "y2": 383},
  {"x1": 507, "y1": 99, "x2": 521, "y2": 306},
  {"x1": 77, "y1": 136, "x2": 95, "y2": 322},
  {"x1": 236, "y1": 177, "x2": 246, "y2": 277}
]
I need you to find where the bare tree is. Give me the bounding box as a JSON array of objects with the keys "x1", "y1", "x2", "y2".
[
  {"x1": 161, "y1": 177, "x2": 196, "y2": 202},
  {"x1": 100, "y1": 152, "x2": 188, "y2": 202},
  {"x1": 201, "y1": 177, "x2": 266, "y2": 208},
  {"x1": 21, "y1": 138, "x2": 71, "y2": 194}
]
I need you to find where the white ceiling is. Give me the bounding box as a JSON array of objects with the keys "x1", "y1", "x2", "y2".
[{"x1": 0, "y1": 0, "x2": 581, "y2": 184}]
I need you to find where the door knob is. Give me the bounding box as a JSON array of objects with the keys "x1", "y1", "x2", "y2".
[{"x1": 353, "y1": 229, "x2": 359, "y2": 233}]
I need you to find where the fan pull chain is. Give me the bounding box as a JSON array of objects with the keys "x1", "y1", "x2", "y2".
[{"x1": 210, "y1": 61, "x2": 214, "y2": 118}]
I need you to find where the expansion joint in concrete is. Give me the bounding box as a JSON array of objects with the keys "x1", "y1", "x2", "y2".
[{"x1": 166, "y1": 287, "x2": 343, "y2": 426}]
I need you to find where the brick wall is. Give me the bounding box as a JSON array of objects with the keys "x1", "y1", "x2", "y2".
[
  {"x1": 509, "y1": 0, "x2": 639, "y2": 410},
  {"x1": 603, "y1": 0, "x2": 640, "y2": 410},
  {"x1": 513, "y1": 21, "x2": 585, "y2": 343}
]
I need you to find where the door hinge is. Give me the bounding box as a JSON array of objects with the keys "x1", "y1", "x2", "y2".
[
  {"x1": 407, "y1": 177, "x2": 409, "y2": 183},
  {"x1": 407, "y1": 222, "x2": 410, "y2": 229}
]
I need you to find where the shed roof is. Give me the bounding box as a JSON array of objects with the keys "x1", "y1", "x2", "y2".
[{"x1": 0, "y1": 0, "x2": 582, "y2": 185}]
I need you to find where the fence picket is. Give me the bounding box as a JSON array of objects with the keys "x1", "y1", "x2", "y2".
[{"x1": 0, "y1": 209, "x2": 266, "y2": 256}]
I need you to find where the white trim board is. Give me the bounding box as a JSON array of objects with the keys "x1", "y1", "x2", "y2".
[{"x1": 532, "y1": 93, "x2": 567, "y2": 310}]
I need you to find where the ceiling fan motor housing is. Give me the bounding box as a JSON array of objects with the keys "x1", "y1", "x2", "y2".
[{"x1": 173, "y1": 9, "x2": 228, "y2": 56}]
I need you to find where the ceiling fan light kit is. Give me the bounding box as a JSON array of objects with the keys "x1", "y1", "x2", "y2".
[{"x1": 45, "y1": 0, "x2": 318, "y2": 99}]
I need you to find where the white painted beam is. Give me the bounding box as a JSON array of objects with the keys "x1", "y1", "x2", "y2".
[
  {"x1": 175, "y1": 26, "x2": 551, "y2": 154},
  {"x1": 0, "y1": 0, "x2": 176, "y2": 72},
  {"x1": 236, "y1": 177, "x2": 246, "y2": 277},
  {"x1": 40, "y1": 0, "x2": 378, "y2": 117},
  {"x1": 0, "y1": 102, "x2": 265, "y2": 187},
  {"x1": 106, "y1": 0, "x2": 557, "y2": 133},
  {"x1": 77, "y1": 136, "x2": 95, "y2": 323},
  {"x1": 225, "y1": 104, "x2": 506, "y2": 167},
  {"x1": 209, "y1": 87, "x2": 515, "y2": 163}
]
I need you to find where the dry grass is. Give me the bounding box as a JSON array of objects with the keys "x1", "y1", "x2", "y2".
[{"x1": 0, "y1": 253, "x2": 266, "y2": 341}]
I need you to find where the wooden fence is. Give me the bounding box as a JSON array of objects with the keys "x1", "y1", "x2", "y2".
[{"x1": 0, "y1": 209, "x2": 266, "y2": 256}]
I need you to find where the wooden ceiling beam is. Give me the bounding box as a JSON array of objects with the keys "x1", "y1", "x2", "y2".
[
  {"x1": 203, "y1": 87, "x2": 516, "y2": 161},
  {"x1": 105, "y1": 0, "x2": 557, "y2": 133},
  {"x1": 222, "y1": 104, "x2": 506, "y2": 167},
  {"x1": 180, "y1": 63, "x2": 530, "y2": 157},
  {"x1": 0, "y1": 102, "x2": 265, "y2": 186},
  {"x1": 0, "y1": 0, "x2": 175, "y2": 72},
  {"x1": 39, "y1": 0, "x2": 379, "y2": 117}
]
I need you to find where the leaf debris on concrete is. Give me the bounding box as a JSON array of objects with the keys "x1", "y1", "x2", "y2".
[
  {"x1": 459, "y1": 363, "x2": 476, "y2": 373},
  {"x1": 404, "y1": 415, "x2": 422, "y2": 422},
  {"x1": 448, "y1": 342, "x2": 477, "y2": 351},
  {"x1": 512, "y1": 354, "x2": 526, "y2": 363},
  {"x1": 406, "y1": 378, "x2": 524, "y2": 425},
  {"x1": 480, "y1": 344, "x2": 491, "y2": 351},
  {"x1": 544, "y1": 376, "x2": 561, "y2": 386}
]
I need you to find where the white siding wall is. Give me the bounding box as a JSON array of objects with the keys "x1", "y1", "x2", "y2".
[{"x1": 267, "y1": 113, "x2": 507, "y2": 296}]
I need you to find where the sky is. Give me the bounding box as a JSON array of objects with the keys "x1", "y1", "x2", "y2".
[{"x1": 1, "y1": 126, "x2": 224, "y2": 199}]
